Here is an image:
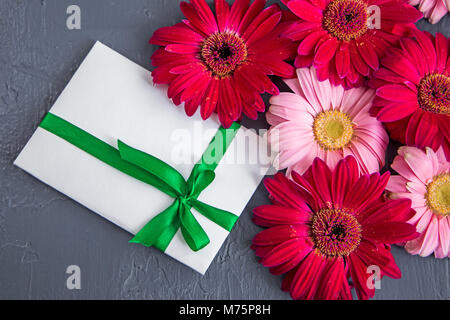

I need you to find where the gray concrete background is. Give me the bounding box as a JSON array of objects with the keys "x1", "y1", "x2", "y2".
[{"x1": 0, "y1": 0, "x2": 448, "y2": 300}]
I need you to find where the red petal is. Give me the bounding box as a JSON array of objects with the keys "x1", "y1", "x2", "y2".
[
  {"x1": 413, "y1": 30, "x2": 437, "y2": 74},
  {"x1": 363, "y1": 222, "x2": 419, "y2": 244},
  {"x1": 228, "y1": 0, "x2": 250, "y2": 30},
  {"x1": 151, "y1": 24, "x2": 203, "y2": 45},
  {"x1": 287, "y1": 0, "x2": 323, "y2": 22},
  {"x1": 381, "y1": 53, "x2": 421, "y2": 84},
  {"x1": 335, "y1": 43, "x2": 350, "y2": 79},
  {"x1": 246, "y1": 11, "x2": 282, "y2": 45},
  {"x1": 264, "y1": 174, "x2": 311, "y2": 211},
  {"x1": 261, "y1": 238, "x2": 309, "y2": 267},
  {"x1": 253, "y1": 225, "x2": 308, "y2": 247},
  {"x1": 241, "y1": 4, "x2": 280, "y2": 41},
  {"x1": 180, "y1": 72, "x2": 210, "y2": 102},
  {"x1": 238, "y1": 0, "x2": 266, "y2": 34},
  {"x1": 215, "y1": 0, "x2": 230, "y2": 32},
  {"x1": 376, "y1": 84, "x2": 417, "y2": 102},
  {"x1": 220, "y1": 77, "x2": 241, "y2": 121},
  {"x1": 435, "y1": 33, "x2": 448, "y2": 73},
  {"x1": 165, "y1": 44, "x2": 199, "y2": 54},
  {"x1": 290, "y1": 251, "x2": 326, "y2": 299},
  {"x1": 359, "y1": 198, "x2": 414, "y2": 225},
  {"x1": 349, "y1": 43, "x2": 370, "y2": 76},
  {"x1": 311, "y1": 158, "x2": 333, "y2": 204},
  {"x1": 354, "y1": 242, "x2": 391, "y2": 274},
  {"x1": 348, "y1": 253, "x2": 374, "y2": 300},
  {"x1": 180, "y1": 2, "x2": 215, "y2": 36},
  {"x1": 167, "y1": 71, "x2": 203, "y2": 99},
  {"x1": 190, "y1": 0, "x2": 219, "y2": 32},
  {"x1": 314, "y1": 37, "x2": 339, "y2": 65},
  {"x1": 316, "y1": 257, "x2": 345, "y2": 300},
  {"x1": 379, "y1": 4, "x2": 422, "y2": 23},
  {"x1": 331, "y1": 158, "x2": 349, "y2": 208},
  {"x1": 297, "y1": 30, "x2": 327, "y2": 55},
  {"x1": 415, "y1": 113, "x2": 440, "y2": 149},
  {"x1": 282, "y1": 21, "x2": 321, "y2": 41},
  {"x1": 152, "y1": 66, "x2": 177, "y2": 84},
  {"x1": 357, "y1": 42, "x2": 379, "y2": 70},
  {"x1": 200, "y1": 79, "x2": 219, "y2": 120},
  {"x1": 170, "y1": 62, "x2": 204, "y2": 74},
  {"x1": 269, "y1": 241, "x2": 312, "y2": 275},
  {"x1": 253, "y1": 204, "x2": 310, "y2": 226},
  {"x1": 376, "y1": 101, "x2": 418, "y2": 122},
  {"x1": 184, "y1": 94, "x2": 202, "y2": 116},
  {"x1": 405, "y1": 111, "x2": 422, "y2": 145},
  {"x1": 400, "y1": 37, "x2": 427, "y2": 77},
  {"x1": 295, "y1": 54, "x2": 314, "y2": 68},
  {"x1": 290, "y1": 171, "x2": 322, "y2": 211}
]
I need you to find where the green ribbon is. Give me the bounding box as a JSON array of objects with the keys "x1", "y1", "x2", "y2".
[{"x1": 39, "y1": 113, "x2": 240, "y2": 252}]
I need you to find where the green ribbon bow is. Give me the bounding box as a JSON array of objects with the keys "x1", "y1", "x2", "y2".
[{"x1": 40, "y1": 113, "x2": 240, "y2": 252}]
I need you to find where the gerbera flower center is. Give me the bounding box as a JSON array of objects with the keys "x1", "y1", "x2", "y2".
[
  {"x1": 311, "y1": 208, "x2": 361, "y2": 257},
  {"x1": 417, "y1": 73, "x2": 450, "y2": 115},
  {"x1": 322, "y1": 0, "x2": 368, "y2": 41},
  {"x1": 313, "y1": 110, "x2": 354, "y2": 150},
  {"x1": 426, "y1": 173, "x2": 450, "y2": 216},
  {"x1": 200, "y1": 32, "x2": 247, "y2": 78}
]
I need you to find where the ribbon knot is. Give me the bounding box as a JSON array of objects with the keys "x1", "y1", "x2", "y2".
[
  {"x1": 116, "y1": 124, "x2": 240, "y2": 252},
  {"x1": 39, "y1": 113, "x2": 240, "y2": 253}
]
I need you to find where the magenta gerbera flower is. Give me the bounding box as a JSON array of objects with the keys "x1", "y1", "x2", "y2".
[
  {"x1": 370, "y1": 30, "x2": 450, "y2": 160},
  {"x1": 387, "y1": 146, "x2": 449, "y2": 258},
  {"x1": 281, "y1": 0, "x2": 422, "y2": 88},
  {"x1": 150, "y1": 0, "x2": 297, "y2": 128},
  {"x1": 252, "y1": 156, "x2": 418, "y2": 300},
  {"x1": 267, "y1": 67, "x2": 388, "y2": 175}
]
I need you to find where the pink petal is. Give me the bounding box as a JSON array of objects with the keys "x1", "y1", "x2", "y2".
[
  {"x1": 419, "y1": 215, "x2": 440, "y2": 256},
  {"x1": 296, "y1": 68, "x2": 322, "y2": 113},
  {"x1": 438, "y1": 217, "x2": 450, "y2": 257}
]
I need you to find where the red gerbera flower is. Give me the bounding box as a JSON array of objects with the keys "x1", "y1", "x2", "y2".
[
  {"x1": 150, "y1": 0, "x2": 296, "y2": 128},
  {"x1": 370, "y1": 30, "x2": 450, "y2": 160},
  {"x1": 281, "y1": 0, "x2": 422, "y2": 88},
  {"x1": 252, "y1": 156, "x2": 418, "y2": 300}
]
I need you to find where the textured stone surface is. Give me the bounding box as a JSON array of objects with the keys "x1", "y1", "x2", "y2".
[{"x1": 0, "y1": 0, "x2": 448, "y2": 300}]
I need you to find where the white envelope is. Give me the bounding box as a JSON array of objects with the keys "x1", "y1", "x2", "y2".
[{"x1": 14, "y1": 41, "x2": 270, "y2": 274}]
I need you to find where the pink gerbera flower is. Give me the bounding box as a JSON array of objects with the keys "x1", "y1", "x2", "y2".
[
  {"x1": 370, "y1": 30, "x2": 450, "y2": 160},
  {"x1": 252, "y1": 156, "x2": 418, "y2": 300},
  {"x1": 387, "y1": 146, "x2": 449, "y2": 258},
  {"x1": 150, "y1": 0, "x2": 297, "y2": 128},
  {"x1": 410, "y1": 0, "x2": 449, "y2": 24},
  {"x1": 267, "y1": 67, "x2": 388, "y2": 175},
  {"x1": 280, "y1": 0, "x2": 422, "y2": 88}
]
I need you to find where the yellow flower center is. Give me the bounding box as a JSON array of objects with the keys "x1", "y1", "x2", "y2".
[
  {"x1": 426, "y1": 173, "x2": 450, "y2": 216},
  {"x1": 322, "y1": 0, "x2": 368, "y2": 41},
  {"x1": 200, "y1": 32, "x2": 247, "y2": 78},
  {"x1": 311, "y1": 208, "x2": 361, "y2": 257},
  {"x1": 313, "y1": 110, "x2": 354, "y2": 150},
  {"x1": 417, "y1": 73, "x2": 450, "y2": 115}
]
